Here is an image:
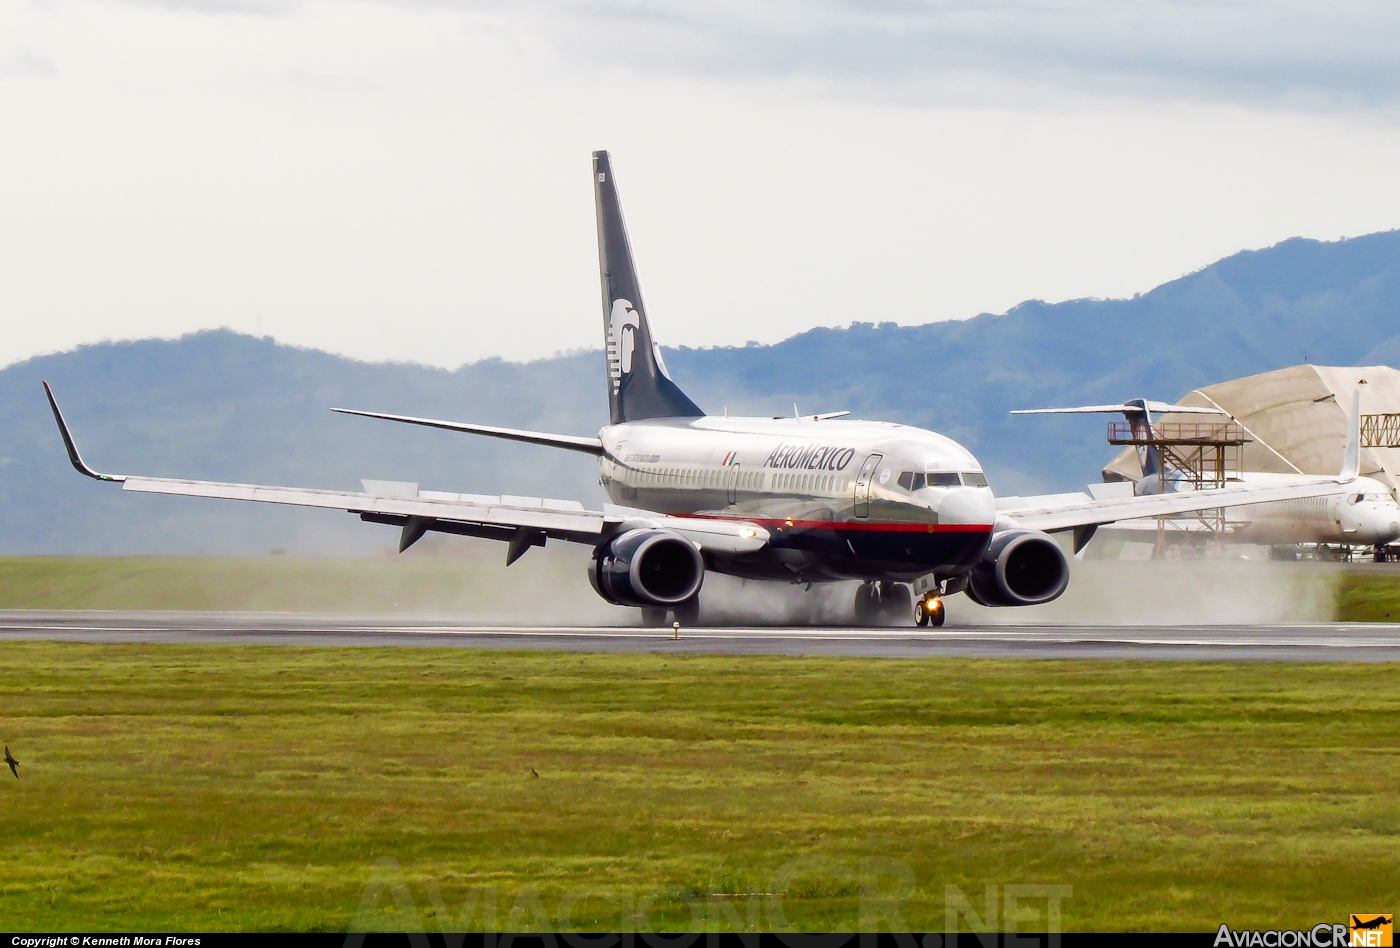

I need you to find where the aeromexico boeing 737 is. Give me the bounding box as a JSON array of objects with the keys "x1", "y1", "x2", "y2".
[{"x1": 43, "y1": 152, "x2": 1354, "y2": 625}]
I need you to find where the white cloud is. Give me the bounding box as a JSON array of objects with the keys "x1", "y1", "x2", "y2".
[
  {"x1": 521, "y1": 0, "x2": 1400, "y2": 110},
  {"x1": 0, "y1": 46, "x2": 58, "y2": 80},
  {"x1": 109, "y1": 0, "x2": 1400, "y2": 109},
  {"x1": 0, "y1": 0, "x2": 1397, "y2": 369}
]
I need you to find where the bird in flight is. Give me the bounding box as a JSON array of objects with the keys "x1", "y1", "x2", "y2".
[{"x1": 4, "y1": 746, "x2": 17, "y2": 779}]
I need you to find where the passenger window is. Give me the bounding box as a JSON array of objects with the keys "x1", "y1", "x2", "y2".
[
  {"x1": 927, "y1": 472, "x2": 960, "y2": 487},
  {"x1": 962, "y1": 472, "x2": 989, "y2": 487}
]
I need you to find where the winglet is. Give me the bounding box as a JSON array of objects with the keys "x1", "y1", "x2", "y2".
[
  {"x1": 41, "y1": 382, "x2": 126, "y2": 483},
  {"x1": 1339, "y1": 387, "x2": 1361, "y2": 481}
]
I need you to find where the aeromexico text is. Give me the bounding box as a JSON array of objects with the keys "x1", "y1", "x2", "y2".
[{"x1": 763, "y1": 444, "x2": 857, "y2": 472}]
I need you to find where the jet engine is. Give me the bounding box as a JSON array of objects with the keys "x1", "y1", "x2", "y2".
[
  {"x1": 589, "y1": 528, "x2": 705, "y2": 607},
  {"x1": 964, "y1": 529, "x2": 1069, "y2": 607}
]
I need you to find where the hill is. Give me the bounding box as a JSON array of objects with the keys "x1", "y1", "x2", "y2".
[{"x1": 3, "y1": 230, "x2": 1398, "y2": 553}]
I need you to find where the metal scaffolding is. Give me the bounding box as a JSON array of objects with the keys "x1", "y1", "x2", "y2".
[
  {"x1": 1361, "y1": 413, "x2": 1400, "y2": 448},
  {"x1": 1107, "y1": 419, "x2": 1253, "y2": 556}
]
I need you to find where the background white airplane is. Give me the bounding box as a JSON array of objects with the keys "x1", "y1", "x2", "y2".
[
  {"x1": 42, "y1": 153, "x2": 1355, "y2": 625},
  {"x1": 1012, "y1": 397, "x2": 1400, "y2": 557}
]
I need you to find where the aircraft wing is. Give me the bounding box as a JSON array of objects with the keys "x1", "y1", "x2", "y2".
[
  {"x1": 1000, "y1": 479, "x2": 1345, "y2": 534},
  {"x1": 122, "y1": 474, "x2": 610, "y2": 540},
  {"x1": 43, "y1": 383, "x2": 769, "y2": 558}
]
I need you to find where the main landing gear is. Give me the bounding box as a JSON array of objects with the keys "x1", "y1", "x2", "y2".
[
  {"x1": 853, "y1": 581, "x2": 946, "y2": 627},
  {"x1": 854, "y1": 581, "x2": 915, "y2": 626}
]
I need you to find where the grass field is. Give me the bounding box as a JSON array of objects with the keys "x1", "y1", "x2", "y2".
[
  {"x1": 0, "y1": 554, "x2": 1396, "y2": 622},
  {"x1": 1334, "y1": 567, "x2": 1400, "y2": 621},
  {"x1": 0, "y1": 552, "x2": 598, "y2": 616},
  {"x1": 2, "y1": 641, "x2": 1398, "y2": 932}
]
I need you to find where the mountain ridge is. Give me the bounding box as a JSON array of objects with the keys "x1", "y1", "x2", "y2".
[{"x1": 4, "y1": 229, "x2": 1397, "y2": 553}]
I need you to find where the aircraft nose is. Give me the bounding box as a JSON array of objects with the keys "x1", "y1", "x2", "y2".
[{"x1": 938, "y1": 487, "x2": 996, "y2": 526}]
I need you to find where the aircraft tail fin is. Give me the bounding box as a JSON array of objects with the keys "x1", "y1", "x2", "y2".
[
  {"x1": 1340, "y1": 388, "x2": 1361, "y2": 481},
  {"x1": 593, "y1": 150, "x2": 703, "y2": 425},
  {"x1": 1013, "y1": 398, "x2": 1222, "y2": 490}
]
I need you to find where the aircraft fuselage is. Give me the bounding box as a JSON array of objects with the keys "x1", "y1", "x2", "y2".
[
  {"x1": 1137, "y1": 471, "x2": 1400, "y2": 546},
  {"x1": 598, "y1": 415, "x2": 998, "y2": 583}
]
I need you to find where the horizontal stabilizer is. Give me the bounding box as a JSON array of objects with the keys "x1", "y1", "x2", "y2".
[
  {"x1": 333, "y1": 408, "x2": 604, "y2": 455},
  {"x1": 1011, "y1": 402, "x2": 1224, "y2": 416},
  {"x1": 1340, "y1": 388, "x2": 1361, "y2": 481}
]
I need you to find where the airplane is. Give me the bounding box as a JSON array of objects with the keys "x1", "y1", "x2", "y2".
[
  {"x1": 41, "y1": 152, "x2": 1359, "y2": 626},
  {"x1": 1012, "y1": 398, "x2": 1400, "y2": 557}
]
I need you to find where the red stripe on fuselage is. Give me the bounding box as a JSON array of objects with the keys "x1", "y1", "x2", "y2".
[{"x1": 676, "y1": 514, "x2": 992, "y2": 533}]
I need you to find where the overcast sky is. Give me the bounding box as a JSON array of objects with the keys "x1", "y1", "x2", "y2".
[{"x1": 3, "y1": 0, "x2": 1400, "y2": 368}]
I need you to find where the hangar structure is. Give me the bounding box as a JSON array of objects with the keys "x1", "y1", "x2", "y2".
[{"x1": 1102, "y1": 364, "x2": 1400, "y2": 494}]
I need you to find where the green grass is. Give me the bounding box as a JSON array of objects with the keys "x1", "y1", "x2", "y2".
[
  {"x1": 2, "y1": 642, "x2": 1399, "y2": 932},
  {"x1": 0, "y1": 552, "x2": 598, "y2": 616},
  {"x1": 1, "y1": 554, "x2": 1393, "y2": 623},
  {"x1": 1335, "y1": 568, "x2": 1400, "y2": 621}
]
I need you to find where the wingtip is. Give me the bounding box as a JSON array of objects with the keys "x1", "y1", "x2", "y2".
[{"x1": 41, "y1": 382, "x2": 124, "y2": 483}]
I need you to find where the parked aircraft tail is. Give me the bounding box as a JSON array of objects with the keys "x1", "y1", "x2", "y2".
[
  {"x1": 1011, "y1": 399, "x2": 1224, "y2": 492},
  {"x1": 593, "y1": 150, "x2": 704, "y2": 425},
  {"x1": 1340, "y1": 388, "x2": 1361, "y2": 481}
]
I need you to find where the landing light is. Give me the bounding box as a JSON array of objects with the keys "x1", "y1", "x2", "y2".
[{"x1": 739, "y1": 527, "x2": 758, "y2": 539}]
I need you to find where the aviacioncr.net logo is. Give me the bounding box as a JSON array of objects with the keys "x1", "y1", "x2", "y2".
[{"x1": 1214, "y1": 918, "x2": 1392, "y2": 947}]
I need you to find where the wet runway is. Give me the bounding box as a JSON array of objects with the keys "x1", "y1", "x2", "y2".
[{"x1": 2, "y1": 610, "x2": 1400, "y2": 660}]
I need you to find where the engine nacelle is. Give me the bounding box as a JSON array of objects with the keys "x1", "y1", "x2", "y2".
[
  {"x1": 589, "y1": 528, "x2": 705, "y2": 607},
  {"x1": 964, "y1": 529, "x2": 1069, "y2": 607}
]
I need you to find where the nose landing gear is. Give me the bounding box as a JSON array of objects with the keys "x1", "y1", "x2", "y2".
[{"x1": 914, "y1": 594, "x2": 945, "y2": 627}]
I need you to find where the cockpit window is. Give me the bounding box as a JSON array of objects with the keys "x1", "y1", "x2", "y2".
[{"x1": 907, "y1": 471, "x2": 989, "y2": 489}]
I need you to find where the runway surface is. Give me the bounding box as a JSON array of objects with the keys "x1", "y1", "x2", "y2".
[{"x1": 3, "y1": 610, "x2": 1400, "y2": 660}]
